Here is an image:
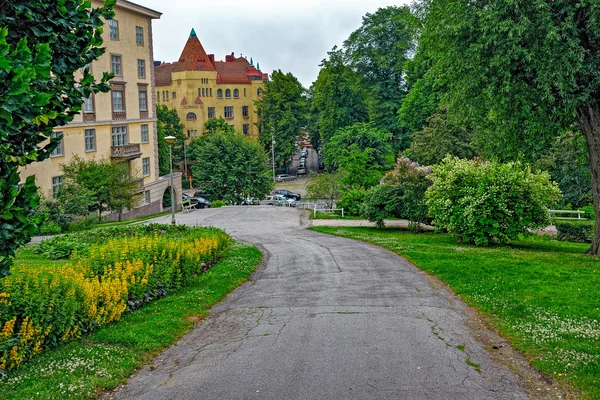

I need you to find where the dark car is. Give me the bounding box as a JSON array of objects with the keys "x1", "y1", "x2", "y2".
[
  {"x1": 182, "y1": 193, "x2": 211, "y2": 208},
  {"x1": 274, "y1": 189, "x2": 301, "y2": 201}
]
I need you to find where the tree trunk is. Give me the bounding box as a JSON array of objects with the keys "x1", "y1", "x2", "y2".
[{"x1": 576, "y1": 102, "x2": 600, "y2": 256}]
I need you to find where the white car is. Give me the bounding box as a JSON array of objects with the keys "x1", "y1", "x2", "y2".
[{"x1": 275, "y1": 174, "x2": 297, "y2": 182}]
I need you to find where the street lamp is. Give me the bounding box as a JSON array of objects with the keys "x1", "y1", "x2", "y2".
[
  {"x1": 271, "y1": 134, "x2": 276, "y2": 181},
  {"x1": 165, "y1": 135, "x2": 176, "y2": 225}
]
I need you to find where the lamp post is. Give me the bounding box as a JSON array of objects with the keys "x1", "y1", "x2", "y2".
[
  {"x1": 165, "y1": 135, "x2": 176, "y2": 225},
  {"x1": 271, "y1": 134, "x2": 276, "y2": 181}
]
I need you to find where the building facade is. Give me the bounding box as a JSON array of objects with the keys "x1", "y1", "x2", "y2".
[
  {"x1": 154, "y1": 29, "x2": 267, "y2": 140},
  {"x1": 18, "y1": 0, "x2": 180, "y2": 219}
]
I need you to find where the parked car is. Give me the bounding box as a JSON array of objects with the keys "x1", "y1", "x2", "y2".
[
  {"x1": 274, "y1": 189, "x2": 301, "y2": 201},
  {"x1": 275, "y1": 174, "x2": 297, "y2": 182},
  {"x1": 261, "y1": 195, "x2": 296, "y2": 206},
  {"x1": 182, "y1": 193, "x2": 211, "y2": 208},
  {"x1": 297, "y1": 167, "x2": 306, "y2": 175}
]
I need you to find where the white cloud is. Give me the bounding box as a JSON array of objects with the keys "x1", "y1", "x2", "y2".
[{"x1": 134, "y1": 0, "x2": 409, "y2": 87}]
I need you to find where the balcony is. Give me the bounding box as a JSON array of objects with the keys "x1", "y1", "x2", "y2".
[{"x1": 111, "y1": 143, "x2": 142, "y2": 159}]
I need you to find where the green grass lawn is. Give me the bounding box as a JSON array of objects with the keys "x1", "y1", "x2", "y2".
[
  {"x1": 310, "y1": 226, "x2": 600, "y2": 399},
  {"x1": 0, "y1": 241, "x2": 262, "y2": 400}
]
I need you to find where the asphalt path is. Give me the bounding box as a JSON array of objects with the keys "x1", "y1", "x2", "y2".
[{"x1": 109, "y1": 207, "x2": 528, "y2": 400}]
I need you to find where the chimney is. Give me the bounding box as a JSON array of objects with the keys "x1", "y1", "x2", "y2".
[
  {"x1": 208, "y1": 54, "x2": 215, "y2": 66},
  {"x1": 225, "y1": 52, "x2": 235, "y2": 62}
]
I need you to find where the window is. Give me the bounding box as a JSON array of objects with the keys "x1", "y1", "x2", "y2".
[
  {"x1": 83, "y1": 94, "x2": 94, "y2": 112},
  {"x1": 186, "y1": 112, "x2": 197, "y2": 121},
  {"x1": 165, "y1": 91, "x2": 169, "y2": 101},
  {"x1": 157, "y1": 91, "x2": 160, "y2": 101},
  {"x1": 202, "y1": 88, "x2": 205, "y2": 97},
  {"x1": 111, "y1": 126, "x2": 128, "y2": 147},
  {"x1": 85, "y1": 129, "x2": 96, "y2": 152},
  {"x1": 109, "y1": 19, "x2": 119, "y2": 40},
  {"x1": 257, "y1": 88, "x2": 262, "y2": 96},
  {"x1": 198, "y1": 88, "x2": 201, "y2": 97},
  {"x1": 244, "y1": 88, "x2": 247, "y2": 97},
  {"x1": 210, "y1": 88, "x2": 213, "y2": 97},
  {"x1": 51, "y1": 132, "x2": 63, "y2": 157},
  {"x1": 137, "y1": 59, "x2": 145, "y2": 78},
  {"x1": 233, "y1": 89, "x2": 239, "y2": 98},
  {"x1": 142, "y1": 157, "x2": 150, "y2": 176},
  {"x1": 52, "y1": 176, "x2": 64, "y2": 198},
  {"x1": 172, "y1": 92, "x2": 176, "y2": 99},
  {"x1": 141, "y1": 124, "x2": 149, "y2": 143},
  {"x1": 135, "y1": 26, "x2": 144, "y2": 45},
  {"x1": 217, "y1": 89, "x2": 223, "y2": 98},
  {"x1": 112, "y1": 90, "x2": 124, "y2": 111},
  {"x1": 242, "y1": 105, "x2": 249, "y2": 118},
  {"x1": 225, "y1": 89, "x2": 231, "y2": 98},
  {"x1": 224, "y1": 106, "x2": 233, "y2": 119},
  {"x1": 243, "y1": 124, "x2": 249, "y2": 135},
  {"x1": 144, "y1": 190, "x2": 151, "y2": 204},
  {"x1": 208, "y1": 107, "x2": 215, "y2": 119},
  {"x1": 139, "y1": 91, "x2": 147, "y2": 111},
  {"x1": 191, "y1": 130, "x2": 198, "y2": 138},
  {"x1": 111, "y1": 55, "x2": 122, "y2": 76}
]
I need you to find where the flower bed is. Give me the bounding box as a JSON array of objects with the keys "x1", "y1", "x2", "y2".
[{"x1": 0, "y1": 225, "x2": 230, "y2": 370}]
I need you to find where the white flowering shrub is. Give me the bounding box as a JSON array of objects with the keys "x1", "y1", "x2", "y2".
[{"x1": 426, "y1": 156, "x2": 560, "y2": 245}]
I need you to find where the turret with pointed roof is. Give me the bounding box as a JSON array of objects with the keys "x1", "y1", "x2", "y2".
[{"x1": 174, "y1": 28, "x2": 216, "y2": 72}]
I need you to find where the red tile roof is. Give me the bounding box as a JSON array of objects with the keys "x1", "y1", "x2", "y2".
[
  {"x1": 155, "y1": 62, "x2": 177, "y2": 86},
  {"x1": 174, "y1": 29, "x2": 216, "y2": 72},
  {"x1": 215, "y1": 57, "x2": 252, "y2": 84}
]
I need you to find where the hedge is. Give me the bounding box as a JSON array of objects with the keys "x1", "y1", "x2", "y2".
[
  {"x1": 555, "y1": 220, "x2": 595, "y2": 243},
  {"x1": 0, "y1": 225, "x2": 230, "y2": 370}
]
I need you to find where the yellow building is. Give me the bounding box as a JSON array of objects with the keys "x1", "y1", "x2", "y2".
[
  {"x1": 154, "y1": 29, "x2": 267, "y2": 139},
  {"x1": 19, "y1": 1, "x2": 179, "y2": 219}
]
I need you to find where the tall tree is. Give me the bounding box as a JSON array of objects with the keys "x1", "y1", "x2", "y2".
[
  {"x1": 310, "y1": 48, "x2": 369, "y2": 146},
  {"x1": 0, "y1": 0, "x2": 115, "y2": 276},
  {"x1": 344, "y1": 6, "x2": 418, "y2": 147},
  {"x1": 256, "y1": 70, "x2": 306, "y2": 168},
  {"x1": 418, "y1": 0, "x2": 600, "y2": 254},
  {"x1": 156, "y1": 104, "x2": 185, "y2": 176},
  {"x1": 61, "y1": 156, "x2": 141, "y2": 222},
  {"x1": 189, "y1": 130, "x2": 273, "y2": 203}
]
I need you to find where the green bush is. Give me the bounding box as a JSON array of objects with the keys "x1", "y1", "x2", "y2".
[
  {"x1": 362, "y1": 158, "x2": 431, "y2": 230},
  {"x1": 581, "y1": 204, "x2": 596, "y2": 220},
  {"x1": 337, "y1": 188, "x2": 368, "y2": 216},
  {"x1": 555, "y1": 220, "x2": 594, "y2": 243},
  {"x1": 426, "y1": 157, "x2": 561, "y2": 245},
  {"x1": 33, "y1": 237, "x2": 90, "y2": 259},
  {"x1": 211, "y1": 200, "x2": 226, "y2": 208},
  {"x1": 37, "y1": 221, "x2": 62, "y2": 236}
]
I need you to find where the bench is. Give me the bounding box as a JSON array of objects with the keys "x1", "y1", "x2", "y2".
[
  {"x1": 548, "y1": 209, "x2": 586, "y2": 220},
  {"x1": 181, "y1": 200, "x2": 196, "y2": 213}
]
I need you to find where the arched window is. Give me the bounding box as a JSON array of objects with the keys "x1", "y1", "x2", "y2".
[
  {"x1": 225, "y1": 89, "x2": 231, "y2": 98},
  {"x1": 257, "y1": 88, "x2": 262, "y2": 96},
  {"x1": 186, "y1": 112, "x2": 197, "y2": 121},
  {"x1": 217, "y1": 89, "x2": 223, "y2": 98},
  {"x1": 233, "y1": 88, "x2": 239, "y2": 98}
]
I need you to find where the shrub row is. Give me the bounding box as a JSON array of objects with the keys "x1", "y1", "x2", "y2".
[
  {"x1": 0, "y1": 225, "x2": 231, "y2": 370},
  {"x1": 555, "y1": 220, "x2": 595, "y2": 243}
]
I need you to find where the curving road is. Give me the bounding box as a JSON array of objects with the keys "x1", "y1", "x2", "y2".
[{"x1": 109, "y1": 207, "x2": 528, "y2": 400}]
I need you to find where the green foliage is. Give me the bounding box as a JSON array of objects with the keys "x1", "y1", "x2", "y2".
[
  {"x1": 157, "y1": 104, "x2": 185, "y2": 176},
  {"x1": 33, "y1": 237, "x2": 89, "y2": 260},
  {"x1": 536, "y1": 131, "x2": 592, "y2": 208},
  {"x1": 323, "y1": 123, "x2": 394, "y2": 175},
  {"x1": 203, "y1": 117, "x2": 235, "y2": 135},
  {"x1": 344, "y1": 6, "x2": 418, "y2": 146},
  {"x1": 189, "y1": 131, "x2": 273, "y2": 203},
  {"x1": 337, "y1": 188, "x2": 368, "y2": 216},
  {"x1": 362, "y1": 158, "x2": 431, "y2": 229},
  {"x1": 555, "y1": 220, "x2": 595, "y2": 244},
  {"x1": 61, "y1": 156, "x2": 141, "y2": 221},
  {"x1": 426, "y1": 157, "x2": 561, "y2": 246},
  {"x1": 211, "y1": 200, "x2": 226, "y2": 208},
  {"x1": 404, "y1": 111, "x2": 476, "y2": 166},
  {"x1": 37, "y1": 222, "x2": 62, "y2": 236},
  {"x1": 306, "y1": 172, "x2": 343, "y2": 209},
  {"x1": 256, "y1": 70, "x2": 307, "y2": 167},
  {"x1": 309, "y1": 48, "x2": 369, "y2": 146},
  {"x1": 0, "y1": 0, "x2": 115, "y2": 276}
]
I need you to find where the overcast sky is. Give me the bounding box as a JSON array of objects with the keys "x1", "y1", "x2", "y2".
[{"x1": 134, "y1": 0, "x2": 410, "y2": 88}]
